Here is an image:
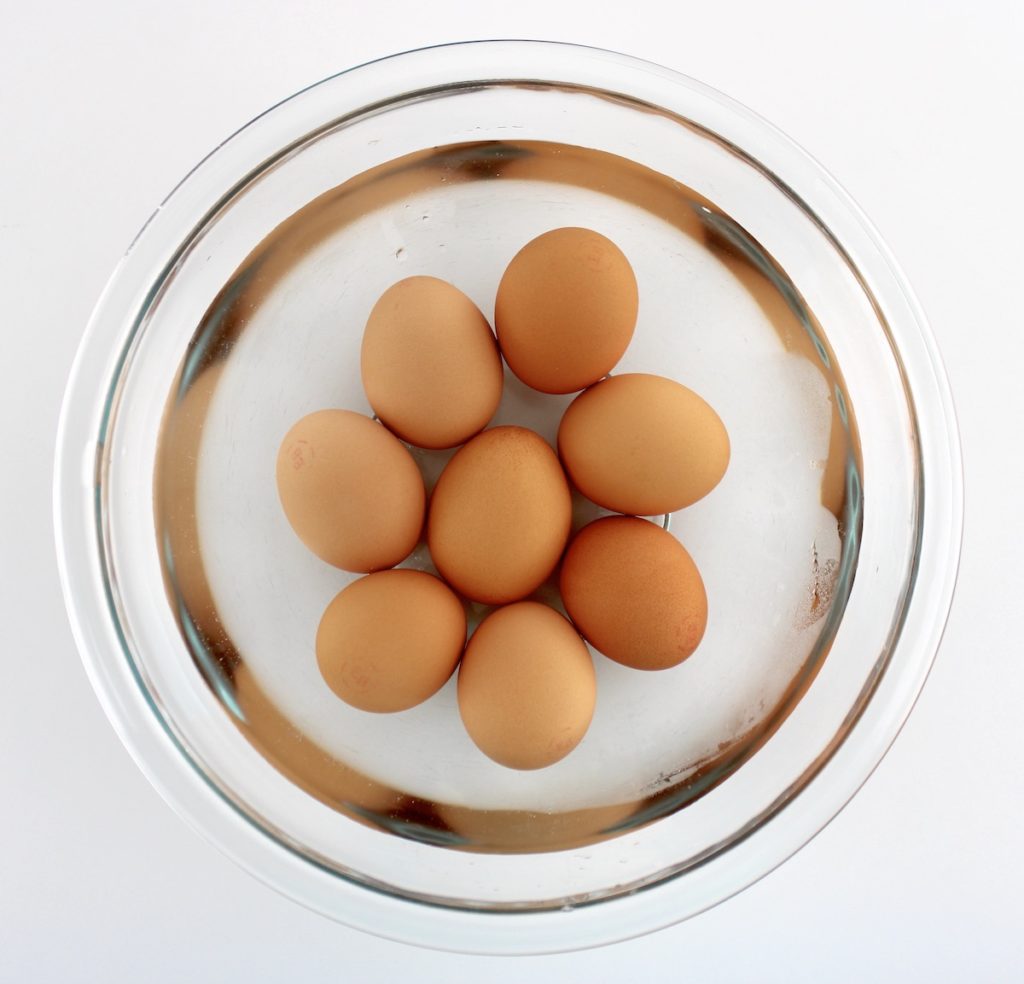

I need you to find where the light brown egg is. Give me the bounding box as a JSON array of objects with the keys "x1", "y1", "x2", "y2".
[
  {"x1": 427, "y1": 426, "x2": 572, "y2": 604},
  {"x1": 494, "y1": 227, "x2": 638, "y2": 394},
  {"x1": 361, "y1": 276, "x2": 503, "y2": 449},
  {"x1": 276, "y1": 409, "x2": 424, "y2": 572},
  {"x1": 558, "y1": 373, "x2": 730, "y2": 515},
  {"x1": 560, "y1": 516, "x2": 708, "y2": 671},
  {"x1": 316, "y1": 570, "x2": 466, "y2": 713},
  {"x1": 457, "y1": 602, "x2": 596, "y2": 770}
]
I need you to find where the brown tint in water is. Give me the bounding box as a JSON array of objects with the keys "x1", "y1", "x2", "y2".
[{"x1": 154, "y1": 139, "x2": 862, "y2": 854}]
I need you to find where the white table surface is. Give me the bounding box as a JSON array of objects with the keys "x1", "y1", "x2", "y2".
[{"x1": 3, "y1": 1, "x2": 1021, "y2": 980}]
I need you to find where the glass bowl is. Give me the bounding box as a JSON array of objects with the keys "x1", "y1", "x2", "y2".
[{"x1": 54, "y1": 41, "x2": 962, "y2": 953}]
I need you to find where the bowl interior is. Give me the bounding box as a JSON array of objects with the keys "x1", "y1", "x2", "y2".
[{"x1": 156, "y1": 131, "x2": 859, "y2": 848}]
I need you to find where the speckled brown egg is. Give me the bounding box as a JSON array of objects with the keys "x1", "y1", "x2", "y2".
[
  {"x1": 457, "y1": 602, "x2": 596, "y2": 770},
  {"x1": 276, "y1": 409, "x2": 424, "y2": 572},
  {"x1": 427, "y1": 426, "x2": 572, "y2": 604},
  {"x1": 316, "y1": 569, "x2": 466, "y2": 713},
  {"x1": 495, "y1": 227, "x2": 638, "y2": 394},
  {"x1": 560, "y1": 516, "x2": 708, "y2": 671},
  {"x1": 558, "y1": 373, "x2": 730, "y2": 515},
  {"x1": 361, "y1": 276, "x2": 503, "y2": 449}
]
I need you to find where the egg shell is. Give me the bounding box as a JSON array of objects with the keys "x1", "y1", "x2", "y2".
[
  {"x1": 457, "y1": 602, "x2": 596, "y2": 770},
  {"x1": 560, "y1": 516, "x2": 708, "y2": 671},
  {"x1": 558, "y1": 373, "x2": 730, "y2": 515},
  {"x1": 316, "y1": 569, "x2": 466, "y2": 713},
  {"x1": 494, "y1": 227, "x2": 638, "y2": 394},
  {"x1": 276, "y1": 409, "x2": 424, "y2": 572},
  {"x1": 427, "y1": 426, "x2": 572, "y2": 604},
  {"x1": 361, "y1": 276, "x2": 503, "y2": 449}
]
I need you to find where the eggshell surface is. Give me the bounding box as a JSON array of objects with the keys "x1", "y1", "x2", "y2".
[
  {"x1": 361, "y1": 276, "x2": 503, "y2": 449},
  {"x1": 558, "y1": 373, "x2": 730, "y2": 515},
  {"x1": 457, "y1": 602, "x2": 596, "y2": 770},
  {"x1": 560, "y1": 516, "x2": 708, "y2": 671},
  {"x1": 276, "y1": 409, "x2": 424, "y2": 572},
  {"x1": 427, "y1": 426, "x2": 572, "y2": 604},
  {"x1": 495, "y1": 227, "x2": 638, "y2": 394},
  {"x1": 316, "y1": 570, "x2": 466, "y2": 713}
]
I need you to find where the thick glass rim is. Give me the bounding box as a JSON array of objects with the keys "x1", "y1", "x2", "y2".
[{"x1": 54, "y1": 40, "x2": 963, "y2": 954}]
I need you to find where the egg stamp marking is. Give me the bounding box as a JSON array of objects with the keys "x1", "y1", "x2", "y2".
[{"x1": 288, "y1": 439, "x2": 312, "y2": 471}]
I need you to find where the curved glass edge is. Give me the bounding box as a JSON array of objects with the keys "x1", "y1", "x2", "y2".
[{"x1": 52, "y1": 39, "x2": 964, "y2": 954}]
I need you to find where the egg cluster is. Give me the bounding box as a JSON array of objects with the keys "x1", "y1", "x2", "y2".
[{"x1": 276, "y1": 227, "x2": 729, "y2": 771}]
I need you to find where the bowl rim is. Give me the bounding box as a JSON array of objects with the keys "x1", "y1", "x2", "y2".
[{"x1": 53, "y1": 39, "x2": 964, "y2": 954}]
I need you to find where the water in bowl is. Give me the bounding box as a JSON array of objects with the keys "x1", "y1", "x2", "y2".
[{"x1": 155, "y1": 138, "x2": 861, "y2": 853}]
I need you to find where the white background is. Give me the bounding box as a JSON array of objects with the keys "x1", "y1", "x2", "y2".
[{"x1": 2, "y1": 1, "x2": 1022, "y2": 980}]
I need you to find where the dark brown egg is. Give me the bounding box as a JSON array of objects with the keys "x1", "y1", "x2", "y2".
[
  {"x1": 560, "y1": 516, "x2": 708, "y2": 671},
  {"x1": 495, "y1": 227, "x2": 638, "y2": 394}
]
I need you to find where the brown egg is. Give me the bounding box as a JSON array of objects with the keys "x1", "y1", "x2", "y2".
[
  {"x1": 276, "y1": 409, "x2": 424, "y2": 572},
  {"x1": 558, "y1": 373, "x2": 730, "y2": 515},
  {"x1": 361, "y1": 276, "x2": 503, "y2": 449},
  {"x1": 457, "y1": 602, "x2": 596, "y2": 770},
  {"x1": 560, "y1": 516, "x2": 708, "y2": 671},
  {"x1": 495, "y1": 227, "x2": 638, "y2": 394},
  {"x1": 316, "y1": 570, "x2": 466, "y2": 713},
  {"x1": 427, "y1": 426, "x2": 572, "y2": 604}
]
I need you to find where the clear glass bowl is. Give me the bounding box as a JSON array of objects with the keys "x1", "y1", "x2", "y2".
[{"x1": 54, "y1": 41, "x2": 962, "y2": 953}]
